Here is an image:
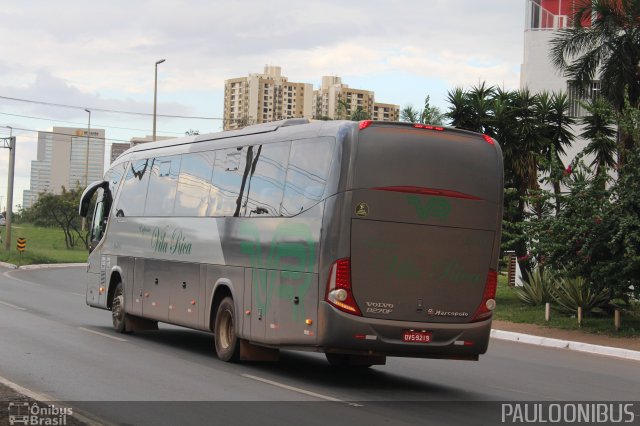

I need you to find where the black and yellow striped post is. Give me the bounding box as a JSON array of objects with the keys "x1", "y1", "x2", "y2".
[{"x1": 16, "y1": 237, "x2": 26, "y2": 255}]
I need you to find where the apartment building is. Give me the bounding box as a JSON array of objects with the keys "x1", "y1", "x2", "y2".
[
  {"x1": 23, "y1": 127, "x2": 105, "y2": 209},
  {"x1": 312, "y1": 76, "x2": 374, "y2": 120},
  {"x1": 373, "y1": 102, "x2": 400, "y2": 122},
  {"x1": 223, "y1": 66, "x2": 313, "y2": 130},
  {"x1": 520, "y1": 0, "x2": 596, "y2": 162}
]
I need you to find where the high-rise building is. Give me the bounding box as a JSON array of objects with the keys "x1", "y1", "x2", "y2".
[
  {"x1": 23, "y1": 127, "x2": 105, "y2": 209},
  {"x1": 223, "y1": 66, "x2": 313, "y2": 130},
  {"x1": 110, "y1": 142, "x2": 131, "y2": 164},
  {"x1": 313, "y1": 76, "x2": 375, "y2": 120},
  {"x1": 312, "y1": 76, "x2": 399, "y2": 121}
]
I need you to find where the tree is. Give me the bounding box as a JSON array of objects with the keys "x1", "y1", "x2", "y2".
[
  {"x1": 549, "y1": 0, "x2": 640, "y2": 162},
  {"x1": 23, "y1": 187, "x2": 89, "y2": 249},
  {"x1": 420, "y1": 96, "x2": 445, "y2": 125},
  {"x1": 580, "y1": 97, "x2": 618, "y2": 180},
  {"x1": 538, "y1": 92, "x2": 576, "y2": 214},
  {"x1": 349, "y1": 106, "x2": 370, "y2": 121},
  {"x1": 400, "y1": 105, "x2": 420, "y2": 123},
  {"x1": 400, "y1": 97, "x2": 444, "y2": 125}
]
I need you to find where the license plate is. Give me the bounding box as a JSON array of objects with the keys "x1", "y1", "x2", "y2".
[{"x1": 402, "y1": 330, "x2": 432, "y2": 343}]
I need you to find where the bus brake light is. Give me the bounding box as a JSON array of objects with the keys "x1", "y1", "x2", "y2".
[{"x1": 414, "y1": 124, "x2": 444, "y2": 131}]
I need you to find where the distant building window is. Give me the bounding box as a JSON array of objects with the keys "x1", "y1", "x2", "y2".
[{"x1": 567, "y1": 80, "x2": 601, "y2": 117}]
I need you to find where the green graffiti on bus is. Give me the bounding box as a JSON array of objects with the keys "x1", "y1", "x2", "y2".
[
  {"x1": 406, "y1": 195, "x2": 452, "y2": 221},
  {"x1": 239, "y1": 222, "x2": 315, "y2": 322},
  {"x1": 363, "y1": 238, "x2": 422, "y2": 279}
]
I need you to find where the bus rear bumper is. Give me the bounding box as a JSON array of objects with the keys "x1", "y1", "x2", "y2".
[{"x1": 317, "y1": 303, "x2": 492, "y2": 359}]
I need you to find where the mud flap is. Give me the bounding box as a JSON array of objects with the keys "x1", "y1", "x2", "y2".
[
  {"x1": 240, "y1": 339, "x2": 280, "y2": 362},
  {"x1": 125, "y1": 315, "x2": 159, "y2": 332}
]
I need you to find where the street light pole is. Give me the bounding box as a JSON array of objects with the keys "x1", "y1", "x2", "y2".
[
  {"x1": 84, "y1": 108, "x2": 91, "y2": 187},
  {"x1": 153, "y1": 59, "x2": 165, "y2": 142}
]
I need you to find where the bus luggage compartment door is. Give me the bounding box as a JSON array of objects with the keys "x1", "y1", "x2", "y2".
[{"x1": 350, "y1": 218, "x2": 495, "y2": 324}]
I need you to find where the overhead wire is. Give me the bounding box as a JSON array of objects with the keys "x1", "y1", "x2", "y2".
[
  {"x1": 0, "y1": 95, "x2": 227, "y2": 121},
  {"x1": 0, "y1": 111, "x2": 186, "y2": 136}
]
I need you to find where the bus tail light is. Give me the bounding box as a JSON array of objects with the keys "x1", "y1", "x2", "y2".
[
  {"x1": 470, "y1": 269, "x2": 497, "y2": 322},
  {"x1": 359, "y1": 120, "x2": 373, "y2": 130},
  {"x1": 325, "y1": 258, "x2": 361, "y2": 316},
  {"x1": 483, "y1": 134, "x2": 495, "y2": 145}
]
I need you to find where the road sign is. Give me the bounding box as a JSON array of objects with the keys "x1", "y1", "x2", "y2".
[{"x1": 16, "y1": 237, "x2": 26, "y2": 253}]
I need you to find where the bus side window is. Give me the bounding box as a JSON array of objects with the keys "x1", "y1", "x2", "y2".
[
  {"x1": 144, "y1": 155, "x2": 181, "y2": 216},
  {"x1": 174, "y1": 151, "x2": 215, "y2": 217},
  {"x1": 90, "y1": 188, "x2": 106, "y2": 252},
  {"x1": 116, "y1": 159, "x2": 152, "y2": 217},
  {"x1": 104, "y1": 162, "x2": 126, "y2": 216},
  {"x1": 242, "y1": 141, "x2": 290, "y2": 217},
  {"x1": 282, "y1": 138, "x2": 334, "y2": 216},
  {"x1": 210, "y1": 147, "x2": 250, "y2": 216}
]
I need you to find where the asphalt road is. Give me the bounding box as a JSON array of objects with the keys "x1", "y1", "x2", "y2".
[{"x1": 0, "y1": 266, "x2": 638, "y2": 426}]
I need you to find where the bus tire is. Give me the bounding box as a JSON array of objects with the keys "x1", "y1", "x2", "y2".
[
  {"x1": 111, "y1": 282, "x2": 131, "y2": 334},
  {"x1": 214, "y1": 297, "x2": 240, "y2": 362}
]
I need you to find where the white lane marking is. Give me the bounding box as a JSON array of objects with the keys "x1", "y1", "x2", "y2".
[
  {"x1": 0, "y1": 300, "x2": 27, "y2": 311},
  {"x1": 0, "y1": 374, "x2": 116, "y2": 426},
  {"x1": 78, "y1": 327, "x2": 128, "y2": 342},
  {"x1": 242, "y1": 374, "x2": 363, "y2": 407}
]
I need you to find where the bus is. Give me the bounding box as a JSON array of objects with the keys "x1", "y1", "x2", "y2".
[{"x1": 79, "y1": 119, "x2": 503, "y2": 367}]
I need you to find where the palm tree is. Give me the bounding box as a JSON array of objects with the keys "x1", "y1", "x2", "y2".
[
  {"x1": 445, "y1": 87, "x2": 475, "y2": 130},
  {"x1": 537, "y1": 92, "x2": 576, "y2": 214},
  {"x1": 549, "y1": 0, "x2": 640, "y2": 161},
  {"x1": 580, "y1": 97, "x2": 618, "y2": 179},
  {"x1": 400, "y1": 105, "x2": 420, "y2": 123},
  {"x1": 467, "y1": 82, "x2": 495, "y2": 133}
]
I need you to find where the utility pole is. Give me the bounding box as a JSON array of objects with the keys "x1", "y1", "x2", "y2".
[
  {"x1": 2, "y1": 128, "x2": 16, "y2": 251},
  {"x1": 153, "y1": 59, "x2": 165, "y2": 141}
]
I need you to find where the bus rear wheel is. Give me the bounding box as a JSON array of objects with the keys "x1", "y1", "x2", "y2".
[{"x1": 214, "y1": 297, "x2": 240, "y2": 362}]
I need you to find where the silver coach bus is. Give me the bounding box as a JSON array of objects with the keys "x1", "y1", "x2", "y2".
[{"x1": 79, "y1": 119, "x2": 503, "y2": 367}]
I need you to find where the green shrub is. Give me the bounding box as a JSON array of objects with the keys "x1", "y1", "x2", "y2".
[
  {"x1": 515, "y1": 267, "x2": 556, "y2": 306},
  {"x1": 552, "y1": 276, "x2": 610, "y2": 314}
]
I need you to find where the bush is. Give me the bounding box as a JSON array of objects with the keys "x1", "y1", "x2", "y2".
[
  {"x1": 515, "y1": 267, "x2": 556, "y2": 306},
  {"x1": 552, "y1": 276, "x2": 610, "y2": 314}
]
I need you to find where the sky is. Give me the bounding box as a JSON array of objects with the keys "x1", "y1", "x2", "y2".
[{"x1": 0, "y1": 0, "x2": 526, "y2": 210}]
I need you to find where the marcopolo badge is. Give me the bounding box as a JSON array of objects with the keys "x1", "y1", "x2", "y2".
[{"x1": 355, "y1": 202, "x2": 369, "y2": 217}]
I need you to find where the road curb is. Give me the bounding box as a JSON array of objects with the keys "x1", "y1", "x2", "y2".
[
  {"x1": 491, "y1": 329, "x2": 640, "y2": 362},
  {"x1": 17, "y1": 263, "x2": 87, "y2": 270},
  {"x1": 0, "y1": 262, "x2": 86, "y2": 270}
]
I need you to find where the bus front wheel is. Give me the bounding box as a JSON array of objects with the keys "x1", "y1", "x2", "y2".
[
  {"x1": 214, "y1": 297, "x2": 240, "y2": 362},
  {"x1": 111, "y1": 282, "x2": 131, "y2": 334}
]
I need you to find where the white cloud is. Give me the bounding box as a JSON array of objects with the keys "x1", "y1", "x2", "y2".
[{"x1": 0, "y1": 0, "x2": 527, "y2": 208}]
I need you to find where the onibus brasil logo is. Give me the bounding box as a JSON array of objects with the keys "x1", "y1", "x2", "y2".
[{"x1": 8, "y1": 402, "x2": 72, "y2": 425}]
